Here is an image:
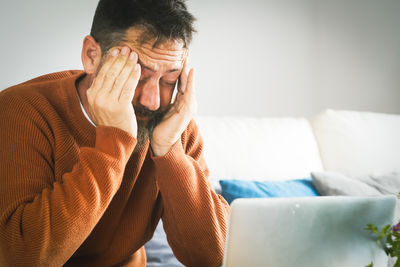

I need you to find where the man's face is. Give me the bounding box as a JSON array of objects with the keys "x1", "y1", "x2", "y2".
[{"x1": 119, "y1": 28, "x2": 188, "y2": 122}]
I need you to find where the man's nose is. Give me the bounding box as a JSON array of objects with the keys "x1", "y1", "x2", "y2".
[{"x1": 138, "y1": 79, "x2": 160, "y2": 111}]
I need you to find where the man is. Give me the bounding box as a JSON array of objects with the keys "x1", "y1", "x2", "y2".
[{"x1": 0, "y1": 0, "x2": 229, "y2": 266}]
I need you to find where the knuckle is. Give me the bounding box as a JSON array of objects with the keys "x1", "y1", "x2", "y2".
[
  {"x1": 106, "y1": 69, "x2": 118, "y2": 79},
  {"x1": 115, "y1": 76, "x2": 125, "y2": 87},
  {"x1": 97, "y1": 69, "x2": 106, "y2": 78},
  {"x1": 125, "y1": 58, "x2": 135, "y2": 67},
  {"x1": 87, "y1": 92, "x2": 94, "y2": 102},
  {"x1": 116, "y1": 56, "x2": 127, "y2": 65},
  {"x1": 99, "y1": 98, "x2": 110, "y2": 108},
  {"x1": 92, "y1": 96, "x2": 106, "y2": 107},
  {"x1": 87, "y1": 94, "x2": 94, "y2": 103}
]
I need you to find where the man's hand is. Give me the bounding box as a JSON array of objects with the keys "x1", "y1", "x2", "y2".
[
  {"x1": 151, "y1": 58, "x2": 197, "y2": 156},
  {"x1": 86, "y1": 47, "x2": 141, "y2": 138}
]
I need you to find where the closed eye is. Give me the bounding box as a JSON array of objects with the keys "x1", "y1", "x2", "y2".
[{"x1": 162, "y1": 80, "x2": 177, "y2": 87}]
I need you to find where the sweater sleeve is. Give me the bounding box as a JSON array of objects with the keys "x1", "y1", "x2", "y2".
[
  {"x1": 0, "y1": 94, "x2": 136, "y2": 266},
  {"x1": 151, "y1": 120, "x2": 230, "y2": 267}
]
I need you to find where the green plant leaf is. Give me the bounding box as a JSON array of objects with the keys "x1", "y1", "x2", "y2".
[
  {"x1": 366, "y1": 224, "x2": 379, "y2": 234},
  {"x1": 393, "y1": 240, "x2": 400, "y2": 257},
  {"x1": 380, "y1": 225, "x2": 391, "y2": 238}
]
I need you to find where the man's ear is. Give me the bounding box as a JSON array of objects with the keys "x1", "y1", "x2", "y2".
[{"x1": 81, "y1": 35, "x2": 102, "y2": 75}]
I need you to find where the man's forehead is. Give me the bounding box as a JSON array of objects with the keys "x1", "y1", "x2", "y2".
[{"x1": 122, "y1": 28, "x2": 188, "y2": 64}]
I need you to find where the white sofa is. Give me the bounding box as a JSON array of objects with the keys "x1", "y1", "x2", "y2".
[
  {"x1": 196, "y1": 109, "x2": 400, "y2": 183},
  {"x1": 146, "y1": 109, "x2": 400, "y2": 267}
]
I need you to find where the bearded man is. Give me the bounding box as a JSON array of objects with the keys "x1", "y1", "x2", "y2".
[{"x1": 0, "y1": 0, "x2": 229, "y2": 266}]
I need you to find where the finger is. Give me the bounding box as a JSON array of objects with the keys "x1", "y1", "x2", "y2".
[
  {"x1": 172, "y1": 66, "x2": 194, "y2": 106},
  {"x1": 110, "y1": 51, "x2": 138, "y2": 99},
  {"x1": 91, "y1": 48, "x2": 120, "y2": 90},
  {"x1": 119, "y1": 63, "x2": 141, "y2": 103},
  {"x1": 185, "y1": 68, "x2": 197, "y2": 115},
  {"x1": 101, "y1": 46, "x2": 132, "y2": 96},
  {"x1": 172, "y1": 68, "x2": 195, "y2": 114},
  {"x1": 86, "y1": 48, "x2": 120, "y2": 107},
  {"x1": 185, "y1": 68, "x2": 195, "y2": 101},
  {"x1": 178, "y1": 56, "x2": 190, "y2": 94}
]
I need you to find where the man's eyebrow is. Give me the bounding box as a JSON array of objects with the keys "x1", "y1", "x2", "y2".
[
  {"x1": 137, "y1": 58, "x2": 181, "y2": 73},
  {"x1": 138, "y1": 59, "x2": 155, "y2": 72}
]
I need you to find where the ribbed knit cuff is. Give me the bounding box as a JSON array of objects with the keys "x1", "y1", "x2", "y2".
[
  {"x1": 150, "y1": 140, "x2": 185, "y2": 167},
  {"x1": 151, "y1": 141, "x2": 201, "y2": 194},
  {"x1": 95, "y1": 126, "x2": 137, "y2": 164}
]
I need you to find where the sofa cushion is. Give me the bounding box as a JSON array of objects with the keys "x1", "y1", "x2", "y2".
[
  {"x1": 311, "y1": 109, "x2": 400, "y2": 177},
  {"x1": 311, "y1": 172, "x2": 381, "y2": 196},
  {"x1": 195, "y1": 116, "x2": 323, "y2": 182},
  {"x1": 219, "y1": 178, "x2": 319, "y2": 205}
]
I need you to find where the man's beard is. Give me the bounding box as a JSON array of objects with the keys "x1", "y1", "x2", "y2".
[{"x1": 134, "y1": 105, "x2": 166, "y2": 150}]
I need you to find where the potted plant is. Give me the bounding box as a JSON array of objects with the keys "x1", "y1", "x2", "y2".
[{"x1": 366, "y1": 193, "x2": 400, "y2": 267}]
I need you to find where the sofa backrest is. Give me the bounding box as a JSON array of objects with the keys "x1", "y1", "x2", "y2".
[
  {"x1": 195, "y1": 116, "x2": 323, "y2": 182},
  {"x1": 311, "y1": 109, "x2": 400, "y2": 177}
]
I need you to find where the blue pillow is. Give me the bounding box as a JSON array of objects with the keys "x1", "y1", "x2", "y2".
[{"x1": 219, "y1": 178, "x2": 319, "y2": 205}]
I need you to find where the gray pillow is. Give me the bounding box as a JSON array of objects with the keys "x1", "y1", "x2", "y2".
[
  {"x1": 144, "y1": 220, "x2": 184, "y2": 267},
  {"x1": 311, "y1": 171, "x2": 381, "y2": 196},
  {"x1": 359, "y1": 172, "x2": 400, "y2": 195}
]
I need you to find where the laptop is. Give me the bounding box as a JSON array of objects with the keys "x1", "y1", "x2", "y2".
[{"x1": 222, "y1": 196, "x2": 396, "y2": 267}]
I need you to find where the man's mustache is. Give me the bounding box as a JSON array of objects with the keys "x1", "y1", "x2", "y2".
[
  {"x1": 133, "y1": 104, "x2": 169, "y2": 134},
  {"x1": 134, "y1": 104, "x2": 164, "y2": 118}
]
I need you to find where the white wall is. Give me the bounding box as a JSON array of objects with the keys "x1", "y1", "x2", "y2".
[
  {"x1": 315, "y1": 0, "x2": 400, "y2": 116},
  {"x1": 1, "y1": 0, "x2": 399, "y2": 117},
  {"x1": 0, "y1": 0, "x2": 98, "y2": 83}
]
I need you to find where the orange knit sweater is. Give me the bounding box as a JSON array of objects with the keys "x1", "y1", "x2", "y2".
[{"x1": 0, "y1": 71, "x2": 229, "y2": 267}]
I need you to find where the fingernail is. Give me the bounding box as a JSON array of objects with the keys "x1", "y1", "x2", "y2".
[
  {"x1": 121, "y1": 46, "x2": 130, "y2": 56},
  {"x1": 129, "y1": 52, "x2": 137, "y2": 61},
  {"x1": 111, "y1": 49, "x2": 119, "y2": 57}
]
